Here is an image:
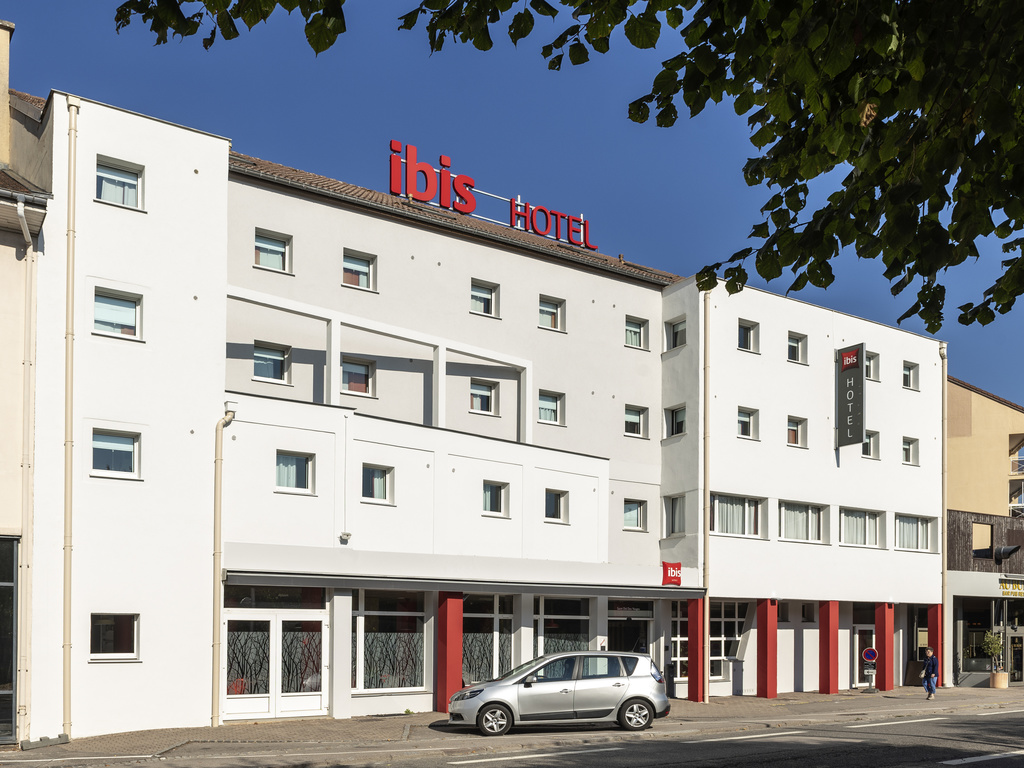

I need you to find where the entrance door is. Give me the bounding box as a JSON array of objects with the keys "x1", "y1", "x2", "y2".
[
  {"x1": 1010, "y1": 636, "x2": 1023, "y2": 684},
  {"x1": 853, "y1": 625, "x2": 875, "y2": 688},
  {"x1": 608, "y1": 619, "x2": 650, "y2": 654},
  {"x1": 223, "y1": 612, "x2": 328, "y2": 719}
]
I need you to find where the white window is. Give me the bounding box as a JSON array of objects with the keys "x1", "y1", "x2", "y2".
[
  {"x1": 362, "y1": 465, "x2": 392, "y2": 502},
  {"x1": 351, "y1": 590, "x2": 425, "y2": 690},
  {"x1": 903, "y1": 437, "x2": 919, "y2": 465},
  {"x1": 625, "y1": 317, "x2": 648, "y2": 349},
  {"x1": 482, "y1": 482, "x2": 508, "y2": 517},
  {"x1": 780, "y1": 501, "x2": 822, "y2": 542},
  {"x1": 253, "y1": 344, "x2": 289, "y2": 382},
  {"x1": 539, "y1": 296, "x2": 565, "y2": 330},
  {"x1": 737, "y1": 408, "x2": 758, "y2": 439},
  {"x1": 90, "y1": 614, "x2": 139, "y2": 660},
  {"x1": 470, "y1": 381, "x2": 496, "y2": 414},
  {"x1": 709, "y1": 601, "x2": 747, "y2": 678},
  {"x1": 737, "y1": 320, "x2": 759, "y2": 352},
  {"x1": 840, "y1": 508, "x2": 881, "y2": 547},
  {"x1": 544, "y1": 489, "x2": 567, "y2": 522},
  {"x1": 903, "y1": 362, "x2": 919, "y2": 390},
  {"x1": 343, "y1": 252, "x2": 375, "y2": 290},
  {"x1": 276, "y1": 451, "x2": 313, "y2": 492},
  {"x1": 896, "y1": 514, "x2": 931, "y2": 551},
  {"x1": 538, "y1": 391, "x2": 563, "y2": 424},
  {"x1": 865, "y1": 352, "x2": 880, "y2": 381},
  {"x1": 94, "y1": 290, "x2": 140, "y2": 338},
  {"x1": 625, "y1": 406, "x2": 648, "y2": 437},
  {"x1": 470, "y1": 281, "x2": 498, "y2": 316},
  {"x1": 666, "y1": 496, "x2": 685, "y2": 536},
  {"x1": 342, "y1": 358, "x2": 374, "y2": 396},
  {"x1": 668, "y1": 318, "x2": 686, "y2": 349},
  {"x1": 787, "y1": 333, "x2": 807, "y2": 363},
  {"x1": 462, "y1": 594, "x2": 515, "y2": 683},
  {"x1": 668, "y1": 407, "x2": 686, "y2": 437},
  {"x1": 863, "y1": 430, "x2": 880, "y2": 459},
  {"x1": 623, "y1": 500, "x2": 646, "y2": 531},
  {"x1": 787, "y1": 417, "x2": 807, "y2": 447},
  {"x1": 255, "y1": 233, "x2": 289, "y2": 272},
  {"x1": 711, "y1": 494, "x2": 760, "y2": 537},
  {"x1": 96, "y1": 162, "x2": 140, "y2": 208},
  {"x1": 92, "y1": 430, "x2": 140, "y2": 478}
]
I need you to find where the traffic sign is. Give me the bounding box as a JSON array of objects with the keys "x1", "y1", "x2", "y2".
[{"x1": 862, "y1": 647, "x2": 878, "y2": 662}]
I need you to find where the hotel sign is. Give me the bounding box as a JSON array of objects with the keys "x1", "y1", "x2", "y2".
[{"x1": 836, "y1": 343, "x2": 865, "y2": 448}]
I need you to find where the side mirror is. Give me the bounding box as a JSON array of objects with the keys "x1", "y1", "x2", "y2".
[{"x1": 523, "y1": 674, "x2": 538, "y2": 688}]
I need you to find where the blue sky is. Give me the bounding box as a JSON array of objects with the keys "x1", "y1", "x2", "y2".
[{"x1": 6, "y1": 2, "x2": 1018, "y2": 402}]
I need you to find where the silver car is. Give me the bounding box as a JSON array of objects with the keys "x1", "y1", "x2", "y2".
[{"x1": 448, "y1": 651, "x2": 670, "y2": 736}]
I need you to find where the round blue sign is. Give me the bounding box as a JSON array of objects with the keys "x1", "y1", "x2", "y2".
[{"x1": 862, "y1": 647, "x2": 878, "y2": 662}]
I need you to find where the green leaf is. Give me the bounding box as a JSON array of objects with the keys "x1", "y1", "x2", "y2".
[
  {"x1": 807, "y1": 21, "x2": 828, "y2": 51},
  {"x1": 624, "y1": 12, "x2": 660, "y2": 49},
  {"x1": 529, "y1": 0, "x2": 558, "y2": 18},
  {"x1": 628, "y1": 96, "x2": 652, "y2": 123},
  {"x1": 568, "y1": 41, "x2": 589, "y2": 64},
  {"x1": 907, "y1": 56, "x2": 926, "y2": 82},
  {"x1": 590, "y1": 35, "x2": 610, "y2": 54},
  {"x1": 547, "y1": 52, "x2": 563, "y2": 70},
  {"x1": 666, "y1": 8, "x2": 683, "y2": 28},
  {"x1": 304, "y1": 12, "x2": 342, "y2": 54},
  {"x1": 692, "y1": 45, "x2": 717, "y2": 76},
  {"x1": 508, "y1": 9, "x2": 534, "y2": 45},
  {"x1": 472, "y1": 23, "x2": 493, "y2": 50}
]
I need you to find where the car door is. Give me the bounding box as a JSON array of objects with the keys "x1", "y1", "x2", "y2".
[
  {"x1": 573, "y1": 655, "x2": 628, "y2": 719},
  {"x1": 517, "y1": 656, "x2": 578, "y2": 721}
]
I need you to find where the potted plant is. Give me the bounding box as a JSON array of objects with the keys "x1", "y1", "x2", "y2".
[{"x1": 982, "y1": 631, "x2": 1008, "y2": 688}]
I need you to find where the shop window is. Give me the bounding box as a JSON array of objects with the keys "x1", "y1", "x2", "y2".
[
  {"x1": 670, "y1": 601, "x2": 690, "y2": 680},
  {"x1": 709, "y1": 601, "x2": 746, "y2": 678},
  {"x1": 90, "y1": 614, "x2": 139, "y2": 660},
  {"x1": 352, "y1": 590, "x2": 425, "y2": 690},
  {"x1": 462, "y1": 594, "x2": 514, "y2": 684},
  {"x1": 94, "y1": 290, "x2": 141, "y2": 338},
  {"x1": 533, "y1": 596, "x2": 590, "y2": 656}
]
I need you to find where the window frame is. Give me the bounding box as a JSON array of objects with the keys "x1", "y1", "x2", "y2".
[
  {"x1": 89, "y1": 613, "x2": 140, "y2": 661},
  {"x1": 737, "y1": 408, "x2": 759, "y2": 440},
  {"x1": 665, "y1": 495, "x2": 685, "y2": 537},
  {"x1": 342, "y1": 250, "x2": 376, "y2": 291},
  {"x1": 667, "y1": 318, "x2": 686, "y2": 350},
  {"x1": 91, "y1": 429, "x2": 141, "y2": 480},
  {"x1": 737, "y1": 320, "x2": 759, "y2": 353},
  {"x1": 544, "y1": 489, "x2": 568, "y2": 523},
  {"x1": 470, "y1": 280, "x2": 499, "y2": 317},
  {"x1": 351, "y1": 589, "x2": 427, "y2": 692},
  {"x1": 361, "y1": 464, "x2": 394, "y2": 505},
  {"x1": 470, "y1": 380, "x2": 497, "y2": 415},
  {"x1": 624, "y1": 316, "x2": 649, "y2": 350},
  {"x1": 538, "y1": 295, "x2": 565, "y2": 331},
  {"x1": 482, "y1": 481, "x2": 509, "y2": 518},
  {"x1": 342, "y1": 357, "x2": 375, "y2": 397},
  {"x1": 839, "y1": 508, "x2": 882, "y2": 548},
  {"x1": 95, "y1": 159, "x2": 143, "y2": 210},
  {"x1": 779, "y1": 501, "x2": 823, "y2": 543},
  {"x1": 624, "y1": 405, "x2": 648, "y2": 438},
  {"x1": 787, "y1": 332, "x2": 807, "y2": 364},
  {"x1": 93, "y1": 289, "x2": 142, "y2": 340},
  {"x1": 895, "y1": 514, "x2": 931, "y2": 551},
  {"x1": 668, "y1": 406, "x2": 687, "y2": 437},
  {"x1": 786, "y1": 416, "x2": 807, "y2": 448},
  {"x1": 862, "y1": 430, "x2": 880, "y2": 459},
  {"x1": 538, "y1": 390, "x2": 564, "y2": 425},
  {"x1": 710, "y1": 494, "x2": 762, "y2": 538},
  {"x1": 623, "y1": 499, "x2": 647, "y2": 532},
  {"x1": 253, "y1": 343, "x2": 291, "y2": 383},
  {"x1": 903, "y1": 437, "x2": 920, "y2": 466},
  {"x1": 254, "y1": 231, "x2": 291, "y2": 273},
  {"x1": 903, "y1": 361, "x2": 920, "y2": 391},
  {"x1": 275, "y1": 451, "x2": 314, "y2": 494},
  {"x1": 865, "y1": 351, "x2": 880, "y2": 381}
]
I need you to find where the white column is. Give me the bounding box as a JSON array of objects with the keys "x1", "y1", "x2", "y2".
[
  {"x1": 593, "y1": 596, "x2": 608, "y2": 651},
  {"x1": 432, "y1": 345, "x2": 447, "y2": 428},
  {"x1": 513, "y1": 593, "x2": 534, "y2": 665},
  {"x1": 329, "y1": 590, "x2": 353, "y2": 720},
  {"x1": 326, "y1": 319, "x2": 341, "y2": 406}
]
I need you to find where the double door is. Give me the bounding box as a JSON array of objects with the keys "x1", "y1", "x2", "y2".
[{"x1": 223, "y1": 611, "x2": 328, "y2": 719}]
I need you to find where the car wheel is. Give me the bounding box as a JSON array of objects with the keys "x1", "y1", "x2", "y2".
[
  {"x1": 477, "y1": 703, "x2": 513, "y2": 736},
  {"x1": 618, "y1": 698, "x2": 653, "y2": 731}
]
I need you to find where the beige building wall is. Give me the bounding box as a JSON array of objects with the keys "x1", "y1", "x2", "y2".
[{"x1": 947, "y1": 378, "x2": 1024, "y2": 516}]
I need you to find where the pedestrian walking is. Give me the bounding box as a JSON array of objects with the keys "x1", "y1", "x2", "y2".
[{"x1": 923, "y1": 646, "x2": 938, "y2": 700}]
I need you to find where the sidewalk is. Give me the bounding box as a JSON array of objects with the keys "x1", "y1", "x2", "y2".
[{"x1": 2, "y1": 686, "x2": 1021, "y2": 765}]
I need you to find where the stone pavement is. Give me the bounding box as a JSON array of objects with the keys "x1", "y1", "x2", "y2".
[{"x1": 1, "y1": 686, "x2": 1021, "y2": 765}]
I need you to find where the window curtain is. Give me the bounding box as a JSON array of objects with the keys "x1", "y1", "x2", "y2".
[
  {"x1": 363, "y1": 467, "x2": 386, "y2": 499},
  {"x1": 783, "y1": 503, "x2": 819, "y2": 540},
  {"x1": 471, "y1": 286, "x2": 491, "y2": 313},
  {"x1": 97, "y1": 166, "x2": 138, "y2": 206},
  {"x1": 255, "y1": 236, "x2": 286, "y2": 270},
  {"x1": 482, "y1": 484, "x2": 499, "y2": 513},
  {"x1": 844, "y1": 510, "x2": 877, "y2": 545},
  {"x1": 625, "y1": 323, "x2": 641, "y2": 346},
  {"x1": 897, "y1": 515, "x2": 922, "y2": 549},
  {"x1": 277, "y1": 454, "x2": 306, "y2": 488},
  {"x1": 716, "y1": 495, "x2": 745, "y2": 534},
  {"x1": 539, "y1": 397, "x2": 557, "y2": 422}
]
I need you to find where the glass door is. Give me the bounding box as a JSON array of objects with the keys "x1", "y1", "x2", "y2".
[
  {"x1": 853, "y1": 625, "x2": 875, "y2": 687},
  {"x1": 1010, "y1": 636, "x2": 1023, "y2": 684}
]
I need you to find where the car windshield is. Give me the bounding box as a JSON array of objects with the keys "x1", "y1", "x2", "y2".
[{"x1": 491, "y1": 655, "x2": 552, "y2": 682}]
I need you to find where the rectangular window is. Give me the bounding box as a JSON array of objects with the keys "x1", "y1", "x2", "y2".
[
  {"x1": 668, "y1": 407, "x2": 686, "y2": 437},
  {"x1": 865, "y1": 352, "x2": 880, "y2": 381},
  {"x1": 343, "y1": 252, "x2": 374, "y2": 289},
  {"x1": 255, "y1": 233, "x2": 288, "y2": 271},
  {"x1": 737, "y1": 408, "x2": 758, "y2": 439},
  {"x1": 538, "y1": 296, "x2": 564, "y2": 330},
  {"x1": 92, "y1": 430, "x2": 139, "y2": 477},
  {"x1": 780, "y1": 501, "x2": 822, "y2": 542},
  {"x1": 623, "y1": 500, "x2": 646, "y2": 531},
  {"x1": 625, "y1": 406, "x2": 647, "y2": 437},
  {"x1": 470, "y1": 281, "x2": 497, "y2": 316},
  {"x1": 896, "y1": 514, "x2": 930, "y2": 551},
  {"x1": 625, "y1": 317, "x2": 647, "y2": 349},
  {"x1": 903, "y1": 437, "x2": 919, "y2": 465},
  {"x1": 903, "y1": 362, "x2": 919, "y2": 390},
  {"x1": 470, "y1": 381, "x2": 496, "y2": 414},
  {"x1": 96, "y1": 163, "x2": 140, "y2": 208},
  {"x1": 462, "y1": 594, "x2": 514, "y2": 683},
  {"x1": 538, "y1": 391, "x2": 563, "y2": 424},
  {"x1": 787, "y1": 417, "x2": 807, "y2": 447},
  {"x1": 863, "y1": 430, "x2": 879, "y2": 459},
  {"x1": 342, "y1": 358, "x2": 374, "y2": 395},
  {"x1": 90, "y1": 614, "x2": 139, "y2": 659},
  {"x1": 362, "y1": 465, "x2": 392, "y2": 502},
  {"x1": 801, "y1": 603, "x2": 815, "y2": 623},
  {"x1": 253, "y1": 344, "x2": 289, "y2": 381},
  {"x1": 738, "y1": 320, "x2": 758, "y2": 352},
  {"x1": 276, "y1": 452, "x2": 312, "y2": 491},
  {"x1": 482, "y1": 482, "x2": 507, "y2": 517},
  {"x1": 972, "y1": 523, "x2": 993, "y2": 559},
  {"x1": 711, "y1": 494, "x2": 760, "y2": 537},
  {"x1": 544, "y1": 489, "x2": 567, "y2": 522},
  {"x1": 787, "y1": 333, "x2": 807, "y2": 363},
  {"x1": 840, "y1": 508, "x2": 880, "y2": 547},
  {"x1": 668, "y1": 319, "x2": 686, "y2": 349},
  {"x1": 708, "y1": 601, "x2": 747, "y2": 678},
  {"x1": 352, "y1": 590, "x2": 425, "y2": 690},
  {"x1": 666, "y1": 496, "x2": 685, "y2": 536},
  {"x1": 94, "y1": 291, "x2": 140, "y2": 338}
]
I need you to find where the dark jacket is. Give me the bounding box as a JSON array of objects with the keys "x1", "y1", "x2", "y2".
[{"x1": 924, "y1": 654, "x2": 939, "y2": 676}]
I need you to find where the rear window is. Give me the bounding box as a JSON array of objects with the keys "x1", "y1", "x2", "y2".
[{"x1": 621, "y1": 656, "x2": 639, "y2": 676}]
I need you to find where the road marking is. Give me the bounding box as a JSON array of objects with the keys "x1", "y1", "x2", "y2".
[
  {"x1": 449, "y1": 747, "x2": 624, "y2": 764},
  {"x1": 976, "y1": 709, "x2": 1024, "y2": 717},
  {"x1": 0, "y1": 756, "x2": 156, "y2": 764},
  {"x1": 940, "y1": 750, "x2": 1024, "y2": 765},
  {"x1": 691, "y1": 730, "x2": 806, "y2": 743},
  {"x1": 847, "y1": 717, "x2": 946, "y2": 728}
]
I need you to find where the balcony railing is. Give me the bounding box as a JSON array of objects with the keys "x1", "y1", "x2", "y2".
[{"x1": 1012, "y1": 457, "x2": 1024, "y2": 475}]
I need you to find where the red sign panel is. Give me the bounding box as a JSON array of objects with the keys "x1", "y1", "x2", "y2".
[{"x1": 662, "y1": 561, "x2": 682, "y2": 586}]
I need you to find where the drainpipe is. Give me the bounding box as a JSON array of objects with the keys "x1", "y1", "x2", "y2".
[
  {"x1": 211, "y1": 401, "x2": 236, "y2": 727},
  {"x1": 62, "y1": 95, "x2": 80, "y2": 740},
  {"x1": 702, "y1": 289, "x2": 711, "y2": 703},
  {"x1": 940, "y1": 342, "x2": 949, "y2": 686},
  {"x1": 17, "y1": 196, "x2": 36, "y2": 740}
]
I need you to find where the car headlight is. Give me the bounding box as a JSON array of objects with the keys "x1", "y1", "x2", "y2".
[{"x1": 451, "y1": 689, "x2": 483, "y2": 703}]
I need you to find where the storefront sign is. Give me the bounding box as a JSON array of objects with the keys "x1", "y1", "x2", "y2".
[
  {"x1": 662, "y1": 561, "x2": 682, "y2": 586},
  {"x1": 1000, "y1": 577, "x2": 1024, "y2": 597},
  {"x1": 388, "y1": 140, "x2": 598, "y2": 251},
  {"x1": 836, "y1": 343, "x2": 865, "y2": 448}
]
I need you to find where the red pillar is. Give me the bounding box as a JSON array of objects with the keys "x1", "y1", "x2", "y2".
[
  {"x1": 435, "y1": 591, "x2": 463, "y2": 713},
  {"x1": 875, "y1": 601, "x2": 895, "y2": 691},
  {"x1": 687, "y1": 598, "x2": 706, "y2": 702},
  {"x1": 757, "y1": 598, "x2": 778, "y2": 699},
  {"x1": 927, "y1": 603, "x2": 943, "y2": 688},
  {"x1": 818, "y1": 600, "x2": 839, "y2": 694}
]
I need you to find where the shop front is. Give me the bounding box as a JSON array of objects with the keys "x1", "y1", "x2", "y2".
[{"x1": 951, "y1": 574, "x2": 1024, "y2": 687}]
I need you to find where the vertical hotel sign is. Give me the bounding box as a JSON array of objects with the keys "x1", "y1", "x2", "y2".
[{"x1": 836, "y1": 343, "x2": 865, "y2": 448}]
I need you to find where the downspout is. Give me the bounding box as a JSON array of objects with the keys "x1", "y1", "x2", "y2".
[
  {"x1": 940, "y1": 342, "x2": 949, "y2": 686},
  {"x1": 702, "y1": 289, "x2": 711, "y2": 703},
  {"x1": 17, "y1": 196, "x2": 36, "y2": 740},
  {"x1": 62, "y1": 95, "x2": 80, "y2": 739},
  {"x1": 211, "y1": 401, "x2": 236, "y2": 727}
]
